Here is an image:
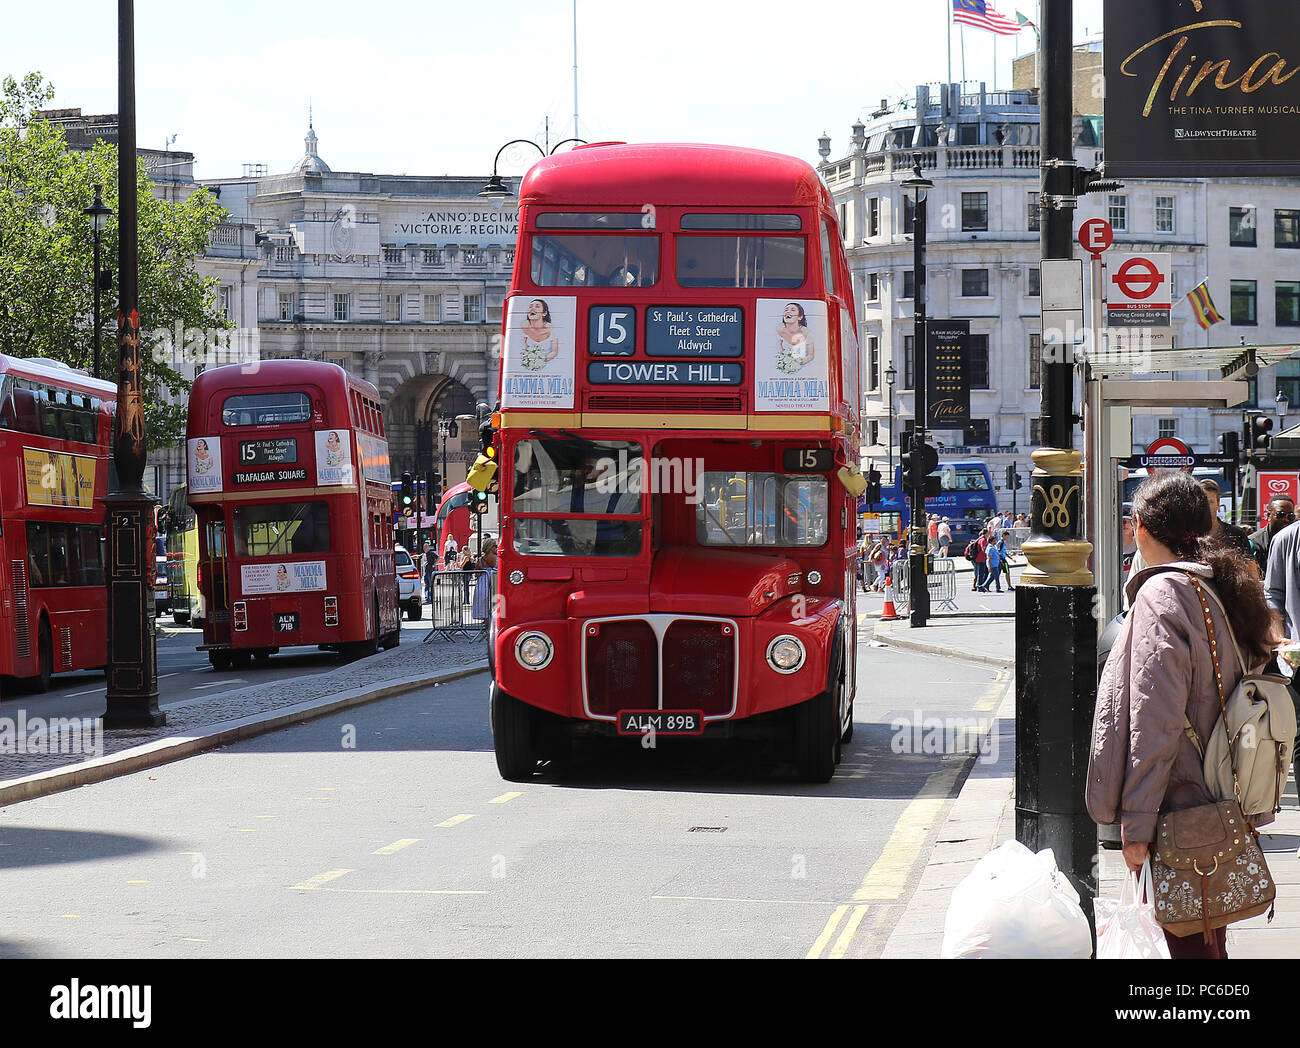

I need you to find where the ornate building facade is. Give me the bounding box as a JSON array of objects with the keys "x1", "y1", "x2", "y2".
[{"x1": 202, "y1": 123, "x2": 516, "y2": 488}]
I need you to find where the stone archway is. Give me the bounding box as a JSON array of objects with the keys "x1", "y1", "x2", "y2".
[{"x1": 386, "y1": 373, "x2": 483, "y2": 485}]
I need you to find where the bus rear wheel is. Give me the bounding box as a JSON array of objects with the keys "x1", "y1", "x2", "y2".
[
  {"x1": 208, "y1": 650, "x2": 234, "y2": 671},
  {"x1": 491, "y1": 682, "x2": 538, "y2": 782}
]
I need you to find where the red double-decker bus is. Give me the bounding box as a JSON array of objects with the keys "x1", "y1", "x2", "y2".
[
  {"x1": 0, "y1": 354, "x2": 116, "y2": 693},
  {"x1": 186, "y1": 360, "x2": 399, "y2": 668},
  {"x1": 488, "y1": 142, "x2": 862, "y2": 782}
]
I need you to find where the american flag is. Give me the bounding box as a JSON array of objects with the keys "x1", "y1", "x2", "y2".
[{"x1": 953, "y1": 0, "x2": 1025, "y2": 36}]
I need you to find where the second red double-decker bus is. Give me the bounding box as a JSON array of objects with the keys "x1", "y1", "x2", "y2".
[
  {"x1": 487, "y1": 142, "x2": 863, "y2": 782},
  {"x1": 0, "y1": 354, "x2": 117, "y2": 693},
  {"x1": 187, "y1": 360, "x2": 399, "y2": 668}
]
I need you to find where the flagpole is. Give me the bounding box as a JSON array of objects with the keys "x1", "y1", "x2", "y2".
[
  {"x1": 947, "y1": 0, "x2": 953, "y2": 106},
  {"x1": 994, "y1": 33, "x2": 998, "y2": 91}
]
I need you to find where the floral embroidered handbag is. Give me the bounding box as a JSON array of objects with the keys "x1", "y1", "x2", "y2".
[{"x1": 1148, "y1": 577, "x2": 1276, "y2": 942}]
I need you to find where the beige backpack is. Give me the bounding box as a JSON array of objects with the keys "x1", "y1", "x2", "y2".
[{"x1": 1188, "y1": 581, "x2": 1298, "y2": 819}]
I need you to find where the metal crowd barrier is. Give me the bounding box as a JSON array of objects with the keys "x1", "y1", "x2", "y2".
[
  {"x1": 891, "y1": 557, "x2": 957, "y2": 612},
  {"x1": 426, "y1": 569, "x2": 490, "y2": 640}
]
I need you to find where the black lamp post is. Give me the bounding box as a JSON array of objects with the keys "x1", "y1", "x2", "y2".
[
  {"x1": 103, "y1": 0, "x2": 164, "y2": 729},
  {"x1": 885, "y1": 364, "x2": 897, "y2": 485},
  {"x1": 902, "y1": 160, "x2": 934, "y2": 628},
  {"x1": 82, "y1": 185, "x2": 112, "y2": 380}
]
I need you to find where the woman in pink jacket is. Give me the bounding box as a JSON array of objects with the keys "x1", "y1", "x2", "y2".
[{"x1": 1087, "y1": 471, "x2": 1278, "y2": 959}]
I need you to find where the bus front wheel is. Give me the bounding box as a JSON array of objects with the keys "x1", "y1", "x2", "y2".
[
  {"x1": 491, "y1": 682, "x2": 538, "y2": 782},
  {"x1": 795, "y1": 658, "x2": 842, "y2": 784},
  {"x1": 34, "y1": 620, "x2": 53, "y2": 693}
]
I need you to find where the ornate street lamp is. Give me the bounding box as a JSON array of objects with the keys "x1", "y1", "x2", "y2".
[
  {"x1": 478, "y1": 138, "x2": 588, "y2": 207},
  {"x1": 82, "y1": 185, "x2": 113, "y2": 379},
  {"x1": 1277, "y1": 389, "x2": 1289, "y2": 422},
  {"x1": 901, "y1": 160, "x2": 934, "y2": 628}
]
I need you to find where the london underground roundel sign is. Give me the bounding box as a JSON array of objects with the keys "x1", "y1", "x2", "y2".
[{"x1": 1139, "y1": 436, "x2": 1195, "y2": 469}]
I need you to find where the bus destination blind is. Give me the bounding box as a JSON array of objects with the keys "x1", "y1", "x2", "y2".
[
  {"x1": 644, "y1": 306, "x2": 742, "y2": 357},
  {"x1": 239, "y1": 438, "x2": 298, "y2": 466}
]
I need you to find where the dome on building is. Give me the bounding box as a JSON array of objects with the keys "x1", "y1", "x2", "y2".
[{"x1": 291, "y1": 115, "x2": 331, "y2": 174}]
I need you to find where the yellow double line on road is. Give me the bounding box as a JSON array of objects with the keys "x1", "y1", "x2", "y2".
[{"x1": 807, "y1": 670, "x2": 1010, "y2": 959}]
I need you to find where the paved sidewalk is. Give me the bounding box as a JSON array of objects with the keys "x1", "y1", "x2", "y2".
[
  {"x1": 870, "y1": 614, "x2": 1016, "y2": 668},
  {"x1": 0, "y1": 636, "x2": 489, "y2": 807},
  {"x1": 879, "y1": 656, "x2": 1300, "y2": 958}
]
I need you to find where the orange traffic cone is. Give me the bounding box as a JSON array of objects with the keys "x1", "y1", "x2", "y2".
[{"x1": 880, "y1": 573, "x2": 899, "y2": 621}]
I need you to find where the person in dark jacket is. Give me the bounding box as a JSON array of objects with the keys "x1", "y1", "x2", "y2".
[
  {"x1": 1250, "y1": 494, "x2": 1296, "y2": 575},
  {"x1": 1201, "y1": 479, "x2": 1255, "y2": 566}
]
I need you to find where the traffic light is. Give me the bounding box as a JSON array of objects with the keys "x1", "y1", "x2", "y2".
[
  {"x1": 467, "y1": 416, "x2": 499, "y2": 493},
  {"x1": 400, "y1": 471, "x2": 414, "y2": 508},
  {"x1": 1246, "y1": 413, "x2": 1274, "y2": 452},
  {"x1": 1004, "y1": 465, "x2": 1022, "y2": 490},
  {"x1": 472, "y1": 489, "x2": 490, "y2": 515},
  {"x1": 1220, "y1": 430, "x2": 1240, "y2": 461},
  {"x1": 901, "y1": 441, "x2": 939, "y2": 496},
  {"x1": 427, "y1": 471, "x2": 442, "y2": 515},
  {"x1": 865, "y1": 467, "x2": 882, "y2": 506}
]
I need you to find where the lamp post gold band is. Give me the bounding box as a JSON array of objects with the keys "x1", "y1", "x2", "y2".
[{"x1": 1020, "y1": 446, "x2": 1094, "y2": 587}]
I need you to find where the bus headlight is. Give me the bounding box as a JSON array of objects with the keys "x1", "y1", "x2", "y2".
[
  {"x1": 767, "y1": 636, "x2": 805, "y2": 674},
  {"x1": 515, "y1": 632, "x2": 554, "y2": 670}
]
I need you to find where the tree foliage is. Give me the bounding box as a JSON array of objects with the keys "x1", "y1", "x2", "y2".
[{"x1": 0, "y1": 72, "x2": 228, "y2": 450}]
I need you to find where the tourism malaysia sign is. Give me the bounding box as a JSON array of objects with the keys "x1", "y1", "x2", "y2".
[{"x1": 1104, "y1": 0, "x2": 1300, "y2": 177}]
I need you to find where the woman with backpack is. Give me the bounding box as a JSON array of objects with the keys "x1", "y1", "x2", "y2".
[{"x1": 1087, "y1": 471, "x2": 1281, "y2": 959}]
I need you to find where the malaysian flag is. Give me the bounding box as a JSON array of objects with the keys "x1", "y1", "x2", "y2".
[{"x1": 953, "y1": 0, "x2": 1025, "y2": 35}]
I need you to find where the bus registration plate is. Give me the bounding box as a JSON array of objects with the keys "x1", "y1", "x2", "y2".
[
  {"x1": 617, "y1": 710, "x2": 704, "y2": 736},
  {"x1": 274, "y1": 612, "x2": 299, "y2": 633}
]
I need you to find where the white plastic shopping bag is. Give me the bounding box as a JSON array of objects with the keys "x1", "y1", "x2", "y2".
[
  {"x1": 1095, "y1": 860, "x2": 1170, "y2": 960},
  {"x1": 940, "y1": 840, "x2": 1092, "y2": 959}
]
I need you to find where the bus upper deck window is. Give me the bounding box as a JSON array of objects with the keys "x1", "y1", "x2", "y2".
[
  {"x1": 676, "y1": 236, "x2": 805, "y2": 289},
  {"x1": 680, "y1": 214, "x2": 802, "y2": 231},
  {"x1": 221, "y1": 392, "x2": 313, "y2": 427},
  {"x1": 530, "y1": 235, "x2": 659, "y2": 288}
]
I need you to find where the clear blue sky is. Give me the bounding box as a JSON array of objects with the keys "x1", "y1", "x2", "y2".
[{"x1": 2, "y1": 0, "x2": 1106, "y2": 179}]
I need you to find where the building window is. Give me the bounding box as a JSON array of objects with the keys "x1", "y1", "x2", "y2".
[
  {"x1": 868, "y1": 335, "x2": 880, "y2": 391},
  {"x1": 1277, "y1": 359, "x2": 1300, "y2": 406},
  {"x1": 1027, "y1": 267, "x2": 1040, "y2": 297},
  {"x1": 1157, "y1": 418, "x2": 1177, "y2": 440},
  {"x1": 903, "y1": 335, "x2": 914, "y2": 389},
  {"x1": 969, "y1": 333, "x2": 990, "y2": 389},
  {"x1": 1276, "y1": 210, "x2": 1300, "y2": 248},
  {"x1": 866, "y1": 273, "x2": 879, "y2": 302},
  {"x1": 278, "y1": 291, "x2": 294, "y2": 321},
  {"x1": 218, "y1": 286, "x2": 232, "y2": 320},
  {"x1": 902, "y1": 269, "x2": 915, "y2": 299},
  {"x1": 1231, "y1": 279, "x2": 1258, "y2": 325},
  {"x1": 385, "y1": 294, "x2": 403, "y2": 323},
  {"x1": 422, "y1": 247, "x2": 443, "y2": 266},
  {"x1": 902, "y1": 196, "x2": 915, "y2": 235},
  {"x1": 333, "y1": 293, "x2": 351, "y2": 322},
  {"x1": 868, "y1": 419, "x2": 880, "y2": 447},
  {"x1": 867, "y1": 197, "x2": 880, "y2": 238},
  {"x1": 1029, "y1": 332, "x2": 1041, "y2": 389},
  {"x1": 1029, "y1": 417, "x2": 1041, "y2": 446},
  {"x1": 961, "y1": 192, "x2": 988, "y2": 232},
  {"x1": 961, "y1": 269, "x2": 989, "y2": 297},
  {"x1": 463, "y1": 293, "x2": 483, "y2": 323},
  {"x1": 1230, "y1": 206, "x2": 1257, "y2": 246},
  {"x1": 1108, "y1": 194, "x2": 1128, "y2": 232},
  {"x1": 424, "y1": 294, "x2": 441, "y2": 322},
  {"x1": 963, "y1": 420, "x2": 990, "y2": 446},
  {"x1": 383, "y1": 246, "x2": 404, "y2": 264},
  {"x1": 503, "y1": 247, "x2": 515, "y2": 268},
  {"x1": 1155, "y1": 195, "x2": 1176, "y2": 234},
  {"x1": 1277, "y1": 282, "x2": 1300, "y2": 326},
  {"x1": 1027, "y1": 192, "x2": 1040, "y2": 232}
]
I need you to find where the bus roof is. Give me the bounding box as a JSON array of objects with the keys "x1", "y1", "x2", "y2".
[
  {"x1": 519, "y1": 142, "x2": 831, "y2": 211},
  {"x1": 191, "y1": 358, "x2": 379, "y2": 400},
  {"x1": 0, "y1": 352, "x2": 117, "y2": 397}
]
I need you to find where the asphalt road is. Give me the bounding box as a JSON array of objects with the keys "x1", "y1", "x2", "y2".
[{"x1": 0, "y1": 627, "x2": 1010, "y2": 959}]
